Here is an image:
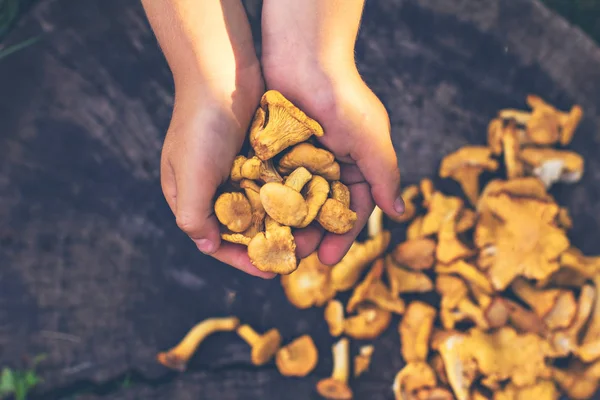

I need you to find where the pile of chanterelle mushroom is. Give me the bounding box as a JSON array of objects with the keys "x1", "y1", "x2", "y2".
[{"x1": 157, "y1": 91, "x2": 600, "y2": 400}]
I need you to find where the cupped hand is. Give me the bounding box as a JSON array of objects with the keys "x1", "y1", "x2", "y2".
[
  {"x1": 160, "y1": 69, "x2": 276, "y2": 278},
  {"x1": 262, "y1": 62, "x2": 404, "y2": 265}
]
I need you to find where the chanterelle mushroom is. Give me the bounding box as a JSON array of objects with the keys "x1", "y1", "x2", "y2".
[
  {"x1": 552, "y1": 359, "x2": 600, "y2": 400},
  {"x1": 421, "y1": 192, "x2": 464, "y2": 236},
  {"x1": 298, "y1": 175, "x2": 330, "y2": 228},
  {"x1": 385, "y1": 255, "x2": 434, "y2": 296},
  {"x1": 324, "y1": 299, "x2": 345, "y2": 337},
  {"x1": 278, "y1": 142, "x2": 340, "y2": 180},
  {"x1": 474, "y1": 193, "x2": 570, "y2": 290},
  {"x1": 435, "y1": 211, "x2": 474, "y2": 264},
  {"x1": 399, "y1": 301, "x2": 437, "y2": 363},
  {"x1": 330, "y1": 230, "x2": 391, "y2": 291},
  {"x1": 438, "y1": 327, "x2": 552, "y2": 400},
  {"x1": 236, "y1": 324, "x2": 282, "y2": 366},
  {"x1": 260, "y1": 167, "x2": 311, "y2": 227},
  {"x1": 317, "y1": 181, "x2": 358, "y2": 234},
  {"x1": 439, "y1": 146, "x2": 498, "y2": 205},
  {"x1": 248, "y1": 217, "x2": 297, "y2": 274},
  {"x1": 316, "y1": 338, "x2": 353, "y2": 400},
  {"x1": 214, "y1": 192, "x2": 253, "y2": 233},
  {"x1": 249, "y1": 90, "x2": 324, "y2": 160},
  {"x1": 344, "y1": 303, "x2": 392, "y2": 340},
  {"x1": 354, "y1": 345, "x2": 374, "y2": 378},
  {"x1": 392, "y1": 362, "x2": 437, "y2": 400},
  {"x1": 280, "y1": 252, "x2": 335, "y2": 308},
  {"x1": 157, "y1": 316, "x2": 240, "y2": 371},
  {"x1": 392, "y1": 238, "x2": 436, "y2": 271},
  {"x1": 519, "y1": 147, "x2": 584, "y2": 188},
  {"x1": 275, "y1": 334, "x2": 318, "y2": 377},
  {"x1": 346, "y1": 259, "x2": 405, "y2": 315}
]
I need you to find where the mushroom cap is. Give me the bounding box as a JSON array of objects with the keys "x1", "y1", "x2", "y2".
[
  {"x1": 520, "y1": 148, "x2": 584, "y2": 187},
  {"x1": 260, "y1": 182, "x2": 308, "y2": 227},
  {"x1": 331, "y1": 181, "x2": 351, "y2": 208},
  {"x1": 251, "y1": 328, "x2": 282, "y2": 366},
  {"x1": 156, "y1": 352, "x2": 187, "y2": 372},
  {"x1": 399, "y1": 301, "x2": 437, "y2": 363},
  {"x1": 316, "y1": 378, "x2": 353, "y2": 400},
  {"x1": 344, "y1": 303, "x2": 392, "y2": 340},
  {"x1": 280, "y1": 252, "x2": 335, "y2": 308},
  {"x1": 317, "y1": 198, "x2": 357, "y2": 234},
  {"x1": 214, "y1": 192, "x2": 253, "y2": 233},
  {"x1": 440, "y1": 146, "x2": 498, "y2": 176},
  {"x1": 275, "y1": 334, "x2": 318, "y2": 377},
  {"x1": 421, "y1": 192, "x2": 463, "y2": 236},
  {"x1": 250, "y1": 90, "x2": 324, "y2": 160},
  {"x1": 298, "y1": 175, "x2": 330, "y2": 228},
  {"x1": 248, "y1": 222, "x2": 297, "y2": 274},
  {"x1": 385, "y1": 255, "x2": 434, "y2": 296},
  {"x1": 392, "y1": 362, "x2": 437, "y2": 400},
  {"x1": 279, "y1": 142, "x2": 340, "y2": 180},
  {"x1": 220, "y1": 231, "x2": 252, "y2": 246},
  {"x1": 392, "y1": 238, "x2": 436, "y2": 270}
]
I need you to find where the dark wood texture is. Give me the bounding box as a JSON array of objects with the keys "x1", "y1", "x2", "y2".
[{"x1": 1, "y1": 0, "x2": 600, "y2": 398}]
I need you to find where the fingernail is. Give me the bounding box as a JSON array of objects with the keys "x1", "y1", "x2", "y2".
[
  {"x1": 195, "y1": 239, "x2": 215, "y2": 254},
  {"x1": 394, "y1": 196, "x2": 405, "y2": 214}
]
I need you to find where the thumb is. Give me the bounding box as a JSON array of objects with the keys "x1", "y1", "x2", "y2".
[
  {"x1": 173, "y1": 158, "x2": 223, "y2": 254},
  {"x1": 354, "y1": 134, "x2": 404, "y2": 217}
]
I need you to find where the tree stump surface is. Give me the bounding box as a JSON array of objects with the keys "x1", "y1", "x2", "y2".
[{"x1": 1, "y1": 0, "x2": 599, "y2": 398}]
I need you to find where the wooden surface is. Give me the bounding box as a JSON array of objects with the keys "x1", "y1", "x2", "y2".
[{"x1": 1, "y1": 0, "x2": 600, "y2": 398}]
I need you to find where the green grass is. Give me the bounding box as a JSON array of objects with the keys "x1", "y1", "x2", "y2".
[{"x1": 0, "y1": 355, "x2": 46, "y2": 400}]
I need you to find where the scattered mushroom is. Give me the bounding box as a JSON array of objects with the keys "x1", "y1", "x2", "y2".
[
  {"x1": 298, "y1": 175, "x2": 330, "y2": 228},
  {"x1": 439, "y1": 146, "x2": 498, "y2": 205},
  {"x1": 236, "y1": 324, "x2": 282, "y2": 366},
  {"x1": 520, "y1": 147, "x2": 584, "y2": 188},
  {"x1": 346, "y1": 259, "x2": 405, "y2": 315},
  {"x1": 316, "y1": 338, "x2": 353, "y2": 400},
  {"x1": 324, "y1": 299, "x2": 345, "y2": 337},
  {"x1": 280, "y1": 252, "x2": 335, "y2": 309},
  {"x1": 353, "y1": 345, "x2": 374, "y2": 378},
  {"x1": 249, "y1": 90, "x2": 324, "y2": 160},
  {"x1": 399, "y1": 301, "x2": 437, "y2": 363},
  {"x1": 421, "y1": 192, "x2": 463, "y2": 236},
  {"x1": 385, "y1": 255, "x2": 434, "y2": 296},
  {"x1": 344, "y1": 303, "x2": 392, "y2": 340},
  {"x1": 157, "y1": 316, "x2": 240, "y2": 371},
  {"x1": 435, "y1": 211, "x2": 475, "y2": 264},
  {"x1": 392, "y1": 238, "x2": 436, "y2": 271},
  {"x1": 393, "y1": 362, "x2": 438, "y2": 400},
  {"x1": 260, "y1": 167, "x2": 311, "y2": 227},
  {"x1": 275, "y1": 335, "x2": 318, "y2": 377}
]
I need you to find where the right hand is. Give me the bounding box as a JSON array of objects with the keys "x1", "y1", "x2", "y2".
[{"x1": 160, "y1": 66, "x2": 276, "y2": 278}]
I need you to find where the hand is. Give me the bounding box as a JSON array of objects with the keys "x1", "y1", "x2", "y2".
[
  {"x1": 160, "y1": 66, "x2": 276, "y2": 279},
  {"x1": 262, "y1": 60, "x2": 404, "y2": 265}
]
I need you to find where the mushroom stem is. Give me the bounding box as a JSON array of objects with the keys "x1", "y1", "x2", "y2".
[
  {"x1": 368, "y1": 206, "x2": 383, "y2": 238},
  {"x1": 157, "y1": 316, "x2": 240, "y2": 371},
  {"x1": 237, "y1": 324, "x2": 261, "y2": 345},
  {"x1": 284, "y1": 166, "x2": 313, "y2": 192},
  {"x1": 331, "y1": 337, "x2": 350, "y2": 383}
]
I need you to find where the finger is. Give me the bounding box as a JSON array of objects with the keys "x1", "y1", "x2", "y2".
[
  {"x1": 160, "y1": 155, "x2": 178, "y2": 214},
  {"x1": 211, "y1": 243, "x2": 276, "y2": 279},
  {"x1": 353, "y1": 134, "x2": 404, "y2": 217},
  {"x1": 293, "y1": 224, "x2": 324, "y2": 259},
  {"x1": 339, "y1": 163, "x2": 364, "y2": 185},
  {"x1": 317, "y1": 181, "x2": 374, "y2": 266},
  {"x1": 173, "y1": 153, "x2": 223, "y2": 255}
]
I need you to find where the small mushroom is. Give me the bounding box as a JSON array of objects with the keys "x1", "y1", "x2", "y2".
[
  {"x1": 558, "y1": 104, "x2": 583, "y2": 146},
  {"x1": 330, "y1": 230, "x2": 391, "y2": 291},
  {"x1": 456, "y1": 208, "x2": 477, "y2": 233},
  {"x1": 487, "y1": 118, "x2": 504, "y2": 155},
  {"x1": 511, "y1": 277, "x2": 577, "y2": 331},
  {"x1": 260, "y1": 167, "x2": 311, "y2": 227},
  {"x1": 331, "y1": 181, "x2": 351, "y2": 209},
  {"x1": 407, "y1": 216, "x2": 425, "y2": 240},
  {"x1": 501, "y1": 120, "x2": 524, "y2": 180},
  {"x1": 399, "y1": 301, "x2": 437, "y2": 363},
  {"x1": 346, "y1": 259, "x2": 405, "y2": 315},
  {"x1": 578, "y1": 274, "x2": 600, "y2": 362},
  {"x1": 317, "y1": 181, "x2": 358, "y2": 234},
  {"x1": 324, "y1": 299, "x2": 345, "y2": 337},
  {"x1": 478, "y1": 177, "x2": 551, "y2": 206},
  {"x1": 297, "y1": 175, "x2": 330, "y2": 228},
  {"x1": 392, "y1": 238, "x2": 436, "y2": 271},
  {"x1": 392, "y1": 362, "x2": 437, "y2": 400},
  {"x1": 214, "y1": 192, "x2": 253, "y2": 233},
  {"x1": 559, "y1": 247, "x2": 600, "y2": 279},
  {"x1": 248, "y1": 217, "x2": 297, "y2": 274},
  {"x1": 435, "y1": 274, "x2": 489, "y2": 330},
  {"x1": 368, "y1": 206, "x2": 384, "y2": 238},
  {"x1": 503, "y1": 298, "x2": 548, "y2": 336},
  {"x1": 421, "y1": 192, "x2": 463, "y2": 236},
  {"x1": 280, "y1": 252, "x2": 335, "y2": 309},
  {"x1": 157, "y1": 316, "x2": 240, "y2": 371},
  {"x1": 316, "y1": 338, "x2": 353, "y2": 400},
  {"x1": 435, "y1": 260, "x2": 493, "y2": 294},
  {"x1": 385, "y1": 255, "x2": 434, "y2": 296},
  {"x1": 389, "y1": 184, "x2": 420, "y2": 223},
  {"x1": 239, "y1": 179, "x2": 266, "y2": 237},
  {"x1": 524, "y1": 95, "x2": 583, "y2": 146},
  {"x1": 275, "y1": 334, "x2": 318, "y2": 377},
  {"x1": 421, "y1": 178, "x2": 435, "y2": 208},
  {"x1": 240, "y1": 156, "x2": 284, "y2": 183},
  {"x1": 344, "y1": 303, "x2": 392, "y2": 340},
  {"x1": 439, "y1": 146, "x2": 499, "y2": 205},
  {"x1": 353, "y1": 345, "x2": 374, "y2": 378},
  {"x1": 249, "y1": 90, "x2": 324, "y2": 160},
  {"x1": 435, "y1": 212, "x2": 475, "y2": 264},
  {"x1": 230, "y1": 155, "x2": 248, "y2": 182},
  {"x1": 236, "y1": 324, "x2": 282, "y2": 366},
  {"x1": 278, "y1": 142, "x2": 340, "y2": 180},
  {"x1": 519, "y1": 147, "x2": 584, "y2": 188},
  {"x1": 552, "y1": 359, "x2": 600, "y2": 400}
]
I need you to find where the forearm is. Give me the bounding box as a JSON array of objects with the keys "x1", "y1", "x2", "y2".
[
  {"x1": 261, "y1": 0, "x2": 365, "y2": 69},
  {"x1": 141, "y1": 0, "x2": 259, "y2": 94}
]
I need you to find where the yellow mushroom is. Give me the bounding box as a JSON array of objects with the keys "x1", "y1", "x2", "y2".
[
  {"x1": 275, "y1": 334, "x2": 318, "y2": 377},
  {"x1": 353, "y1": 345, "x2": 374, "y2": 378},
  {"x1": 316, "y1": 338, "x2": 353, "y2": 400},
  {"x1": 278, "y1": 142, "x2": 340, "y2": 180},
  {"x1": 248, "y1": 217, "x2": 297, "y2": 274},
  {"x1": 324, "y1": 299, "x2": 345, "y2": 337},
  {"x1": 236, "y1": 324, "x2": 282, "y2": 366}
]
